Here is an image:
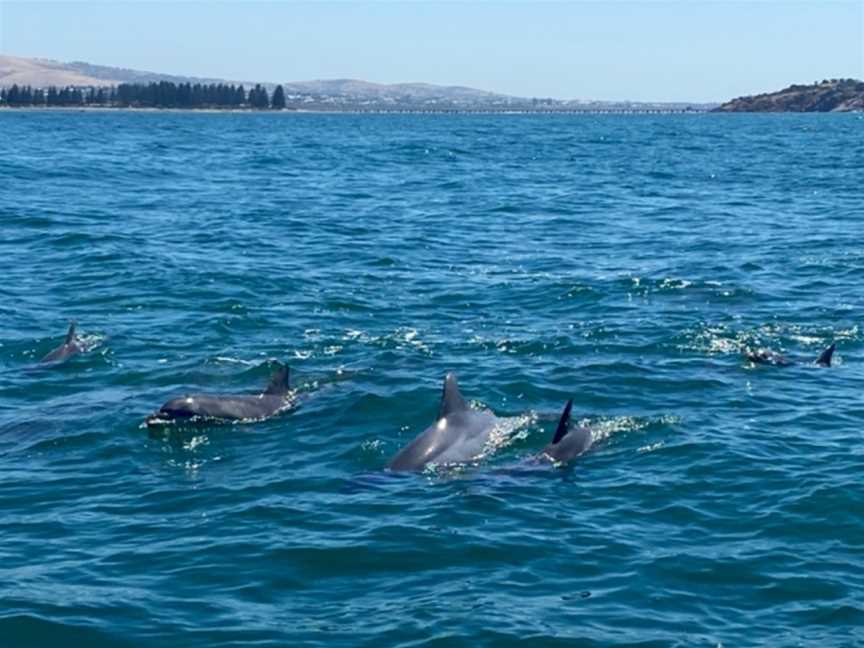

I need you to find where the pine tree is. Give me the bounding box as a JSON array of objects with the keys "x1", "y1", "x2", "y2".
[
  {"x1": 271, "y1": 85, "x2": 286, "y2": 109},
  {"x1": 116, "y1": 84, "x2": 126, "y2": 106},
  {"x1": 217, "y1": 83, "x2": 229, "y2": 107},
  {"x1": 259, "y1": 84, "x2": 270, "y2": 109}
]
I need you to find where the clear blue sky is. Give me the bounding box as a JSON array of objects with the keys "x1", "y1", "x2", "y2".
[{"x1": 1, "y1": 1, "x2": 862, "y2": 102}]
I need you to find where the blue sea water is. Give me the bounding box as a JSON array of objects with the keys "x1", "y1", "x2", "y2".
[{"x1": 1, "y1": 111, "x2": 863, "y2": 647}]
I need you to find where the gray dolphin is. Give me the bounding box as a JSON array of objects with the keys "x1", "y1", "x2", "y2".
[
  {"x1": 145, "y1": 364, "x2": 296, "y2": 426},
  {"x1": 40, "y1": 321, "x2": 85, "y2": 364},
  {"x1": 538, "y1": 399, "x2": 593, "y2": 465},
  {"x1": 387, "y1": 373, "x2": 499, "y2": 471},
  {"x1": 745, "y1": 343, "x2": 835, "y2": 367}
]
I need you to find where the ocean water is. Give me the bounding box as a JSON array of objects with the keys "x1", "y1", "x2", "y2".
[{"x1": 1, "y1": 111, "x2": 862, "y2": 647}]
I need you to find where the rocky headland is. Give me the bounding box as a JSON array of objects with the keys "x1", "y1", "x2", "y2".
[{"x1": 714, "y1": 78, "x2": 864, "y2": 112}]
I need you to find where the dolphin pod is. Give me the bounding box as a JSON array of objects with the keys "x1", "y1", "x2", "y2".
[
  {"x1": 40, "y1": 321, "x2": 85, "y2": 364},
  {"x1": 745, "y1": 343, "x2": 835, "y2": 368},
  {"x1": 25, "y1": 321, "x2": 844, "y2": 471},
  {"x1": 145, "y1": 364, "x2": 296, "y2": 426}
]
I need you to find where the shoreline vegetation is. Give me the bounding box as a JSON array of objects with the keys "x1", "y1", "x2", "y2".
[{"x1": 0, "y1": 81, "x2": 283, "y2": 110}]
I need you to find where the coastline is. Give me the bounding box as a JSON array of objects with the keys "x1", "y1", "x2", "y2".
[
  {"x1": 0, "y1": 105, "x2": 713, "y2": 115},
  {"x1": 6, "y1": 104, "x2": 859, "y2": 115}
]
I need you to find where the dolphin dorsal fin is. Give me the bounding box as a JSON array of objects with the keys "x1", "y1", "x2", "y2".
[
  {"x1": 65, "y1": 321, "x2": 77, "y2": 344},
  {"x1": 816, "y1": 343, "x2": 836, "y2": 367},
  {"x1": 437, "y1": 373, "x2": 468, "y2": 419},
  {"x1": 552, "y1": 399, "x2": 574, "y2": 445},
  {"x1": 264, "y1": 364, "x2": 290, "y2": 395}
]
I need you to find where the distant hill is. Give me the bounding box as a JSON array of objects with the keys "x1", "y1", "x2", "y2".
[
  {"x1": 715, "y1": 79, "x2": 864, "y2": 112},
  {"x1": 281, "y1": 79, "x2": 504, "y2": 101},
  {"x1": 56, "y1": 59, "x2": 229, "y2": 87},
  {"x1": 0, "y1": 56, "x2": 110, "y2": 87},
  {"x1": 0, "y1": 55, "x2": 237, "y2": 88}
]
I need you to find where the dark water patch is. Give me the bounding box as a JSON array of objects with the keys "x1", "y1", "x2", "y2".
[{"x1": 0, "y1": 615, "x2": 140, "y2": 648}]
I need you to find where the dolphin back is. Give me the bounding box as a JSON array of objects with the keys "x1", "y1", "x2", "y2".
[
  {"x1": 154, "y1": 394, "x2": 288, "y2": 423},
  {"x1": 39, "y1": 321, "x2": 82, "y2": 364},
  {"x1": 388, "y1": 372, "x2": 497, "y2": 471},
  {"x1": 542, "y1": 398, "x2": 592, "y2": 464}
]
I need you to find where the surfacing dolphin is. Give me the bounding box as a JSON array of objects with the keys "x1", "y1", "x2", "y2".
[
  {"x1": 536, "y1": 399, "x2": 593, "y2": 465},
  {"x1": 745, "y1": 343, "x2": 835, "y2": 368},
  {"x1": 40, "y1": 321, "x2": 85, "y2": 364},
  {"x1": 145, "y1": 363, "x2": 296, "y2": 426},
  {"x1": 387, "y1": 373, "x2": 499, "y2": 471}
]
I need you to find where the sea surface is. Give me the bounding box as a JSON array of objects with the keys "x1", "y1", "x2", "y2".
[{"x1": 1, "y1": 111, "x2": 862, "y2": 647}]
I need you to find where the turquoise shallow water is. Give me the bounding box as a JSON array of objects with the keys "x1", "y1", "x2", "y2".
[{"x1": 1, "y1": 111, "x2": 863, "y2": 647}]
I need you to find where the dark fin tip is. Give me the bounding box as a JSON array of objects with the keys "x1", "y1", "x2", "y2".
[
  {"x1": 65, "y1": 320, "x2": 77, "y2": 343},
  {"x1": 816, "y1": 343, "x2": 836, "y2": 367},
  {"x1": 264, "y1": 362, "x2": 290, "y2": 395},
  {"x1": 552, "y1": 399, "x2": 574, "y2": 445}
]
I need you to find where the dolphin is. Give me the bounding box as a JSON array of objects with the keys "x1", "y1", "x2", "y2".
[
  {"x1": 387, "y1": 373, "x2": 499, "y2": 471},
  {"x1": 145, "y1": 364, "x2": 296, "y2": 426},
  {"x1": 40, "y1": 321, "x2": 85, "y2": 364},
  {"x1": 745, "y1": 343, "x2": 835, "y2": 367},
  {"x1": 538, "y1": 399, "x2": 593, "y2": 465}
]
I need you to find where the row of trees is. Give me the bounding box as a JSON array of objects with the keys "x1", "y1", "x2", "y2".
[{"x1": 0, "y1": 82, "x2": 288, "y2": 109}]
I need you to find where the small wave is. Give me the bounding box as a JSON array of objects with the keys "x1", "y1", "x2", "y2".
[
  {"x1": 477, "y1": 413, "x2": 536, "y2": 459},
  {"x1": 208, "y1": 356, "x2": 258, "y2": 366},
  {"x1": 584, "y1": 413, "x2": 677, "y2": 446},
  {"x1": 76, "y1": 332, "x2": 106, "y2": 353},
  {"x1": 680, "y1": 321, "x2": 846, "y2": 358},
  {"x1": 340, "y1": 327, "x2": 434, "y2": 356}
]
